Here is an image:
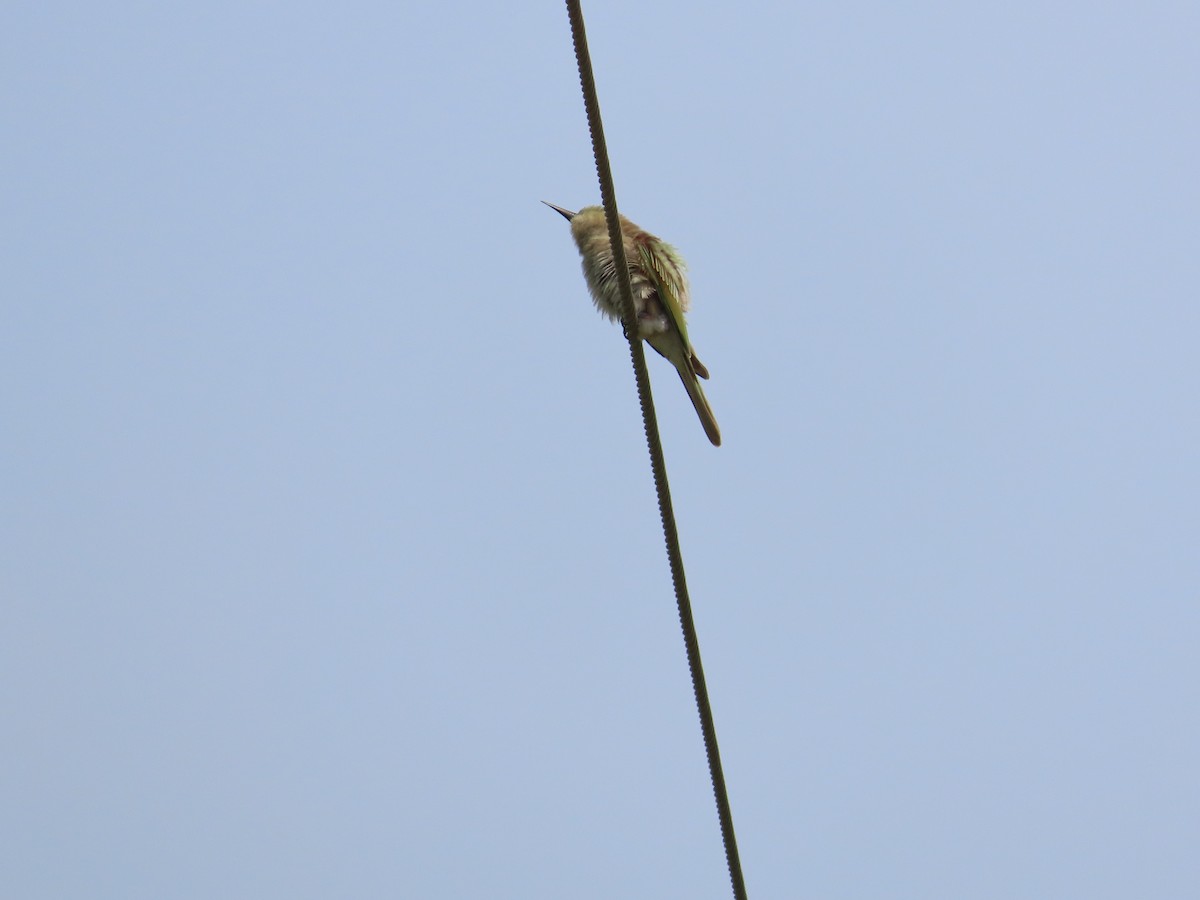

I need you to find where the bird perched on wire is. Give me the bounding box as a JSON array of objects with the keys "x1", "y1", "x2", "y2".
[{"x1": 543, "y1": 202, "x2": 721, "y2": 447}]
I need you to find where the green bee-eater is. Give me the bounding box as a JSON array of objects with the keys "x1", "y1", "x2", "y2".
[{"x1": 544, "y1": 202, "x2": 721, "y2": 447}]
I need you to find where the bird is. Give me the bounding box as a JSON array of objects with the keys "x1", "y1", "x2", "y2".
[{"x1": 543, "y1": 202, "x2": 721, "y2": 446}]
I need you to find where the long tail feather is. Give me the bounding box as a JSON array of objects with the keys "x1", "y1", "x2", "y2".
[{"x1": 679, "y1": 369, "x2": 721, "y2": 446}]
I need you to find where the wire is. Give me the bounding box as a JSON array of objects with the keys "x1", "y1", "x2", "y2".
[{"x1": 561, "y1": 4, "x2": 748, "y2": 898}]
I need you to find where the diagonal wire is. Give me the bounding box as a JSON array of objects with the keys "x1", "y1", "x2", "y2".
[{"x1": 561, "y1": 4, "x2": 747, "y2": 898}]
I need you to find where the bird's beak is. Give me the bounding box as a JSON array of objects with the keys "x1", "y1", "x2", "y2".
[{"x1": 541, "y1": 201, "x2": 576, "y2": 221}]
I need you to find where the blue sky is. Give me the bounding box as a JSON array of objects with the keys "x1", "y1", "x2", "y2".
[{"x1": 3, "y1": 2, "x2": 1198, "y2": 897}]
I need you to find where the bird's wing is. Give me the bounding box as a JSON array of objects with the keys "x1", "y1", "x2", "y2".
[{"x1": 638, "y1": 243, "x2": 692, "y2": 352}]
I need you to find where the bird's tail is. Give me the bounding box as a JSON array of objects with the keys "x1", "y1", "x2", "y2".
[{"x1": 679, "y1": 369, "x2": 721, "y2": 447}]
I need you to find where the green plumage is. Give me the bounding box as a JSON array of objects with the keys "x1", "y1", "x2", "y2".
[{"x1": 545, "y1": 202, "x2": 721, "y2": 446}]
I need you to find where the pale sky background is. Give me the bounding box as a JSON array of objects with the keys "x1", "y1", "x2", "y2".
[{"x1": 3, "y1": 2, "x2": 1198, "y2": 898}]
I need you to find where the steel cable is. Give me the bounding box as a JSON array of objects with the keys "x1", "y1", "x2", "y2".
[{"x1": 561, "y1": 4, "x2": 748, "y2": 898}]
